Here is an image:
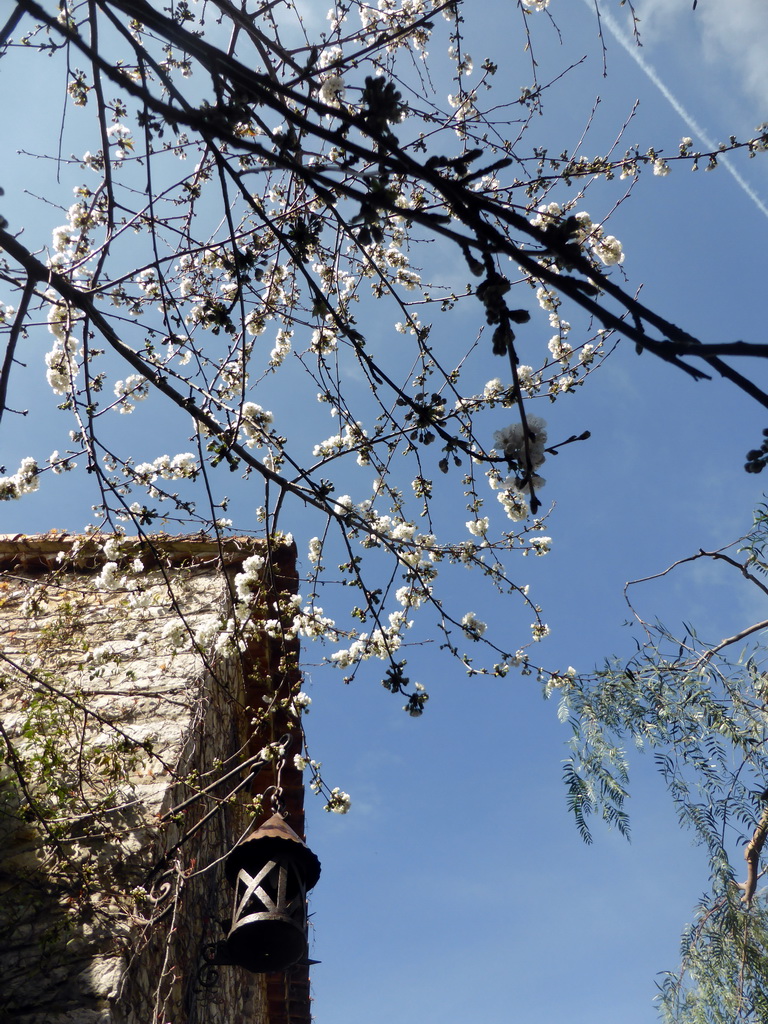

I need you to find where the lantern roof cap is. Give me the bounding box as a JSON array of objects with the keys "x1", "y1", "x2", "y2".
[
  {"x1": 250, "y1": 811, "x2": 306, "y2": 843},
  {"x1": 226, "y1": 812, "x2": 321, "y2": 889}
]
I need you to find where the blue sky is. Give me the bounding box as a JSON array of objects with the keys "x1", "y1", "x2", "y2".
[
  {"x1": 2, "y1": 2, "x2": 768, "y2": 1020},
  {"x1": 303, "y1": 5, "x2": 768, "y2": 1022}
]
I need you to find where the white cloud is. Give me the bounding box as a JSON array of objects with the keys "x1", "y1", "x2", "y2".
[
  {"x1": 584, "y1": 0, "x2": 768, "y2": 218},
  {"x1": 637, "y1": 0, "x2": 768, "y2": 109}
]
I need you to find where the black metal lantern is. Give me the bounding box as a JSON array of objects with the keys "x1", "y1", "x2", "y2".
[{"x1": 221, "y1": 812, "x2": 321, "y2": 973}]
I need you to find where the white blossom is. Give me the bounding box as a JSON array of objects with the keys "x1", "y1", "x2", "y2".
[
  {"x1": 592, "y1": 234, "x2": 624, "y2": 266},
  {"x1": 325, "y1": 787, "x2": 351, "y2": 813},
  {"x1": 536, "y1": 287, "x2": 558, "y2": 312},
  {"x1": 494, "y1": 416, "x2": 547, "y2": 471},
  {"x1": 497, "y1": 486, "x2": 530, "y2": 522},
  {"x1": 483, "y1": 378, "x2": 505, "y2": 401},
  {"x1": 547, "y1": 335, "x2": 572, "y2": 363},
  {"x1": 292, "y1": 692, "x2": 312, "y2": 713},
  {"x1": 240, "y1": 403, "x2": 274, "y2": 446},
  {"x1": 461, "y1": 611, "x2": 487, "y2": 638},
  {"x1": 244, "y1": 310, "x2": 265, "y2": 336},
  {"x1": 319, "y1": 75, "x2": 345, "y2": 106},
  {"x1": 96, "y1": 561, "x2": 121, "y2": 591},
  {"x1": 107, "y1": 123, "x2": 131, "y2": 139},
  {"x1": 114, "y1": 374, "x2": 149, "y2": 413},
  {"x1": 133, "y1": 453, "x2": 198, "y2": 484},
  {"x1": 396, "y1": 583, "x2": 430, "y2": 608},
  {"x1": 530, "y1": 201, "x2": 562, "y2": 228},
  {"x1": 270, "y1": 328, "x2": 292, "y2": 367},
  {"x1": 311, "y1": 327, "x2": 338, "y2": 354},
  {"x1": 466, "y1": 517, "x2": 489, "y2": 538},
  {"x1": 0, "y1": 458, "x2": 39, "y2": 500},
  {"x1": 258, "y1": 741, "x2": 287, "y2": 762},
  {"x1": 48, "y1": 451, "x2": 76, "y2": 474},
  {"x1": 529, "y1": 535, "x2": 552, "y2": 556},
  {"x1": 234, "y1": 553, "x2": 266, "y2": 603}
]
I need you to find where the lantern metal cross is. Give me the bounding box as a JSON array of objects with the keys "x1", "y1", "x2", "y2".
[{"x1": 215, "y1": 812, "x2": 321, "y2": 973}]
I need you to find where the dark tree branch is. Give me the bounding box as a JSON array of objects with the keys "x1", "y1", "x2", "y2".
[{"x1": 0, "y1": 275, "x2": 34, "y2": 426}]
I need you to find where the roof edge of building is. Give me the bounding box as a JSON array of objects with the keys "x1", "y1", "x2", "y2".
[{"x1": 0, "y1": 531, "x2": 292, "y2": 572}]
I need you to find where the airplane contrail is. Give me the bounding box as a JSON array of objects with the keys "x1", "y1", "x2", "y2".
[{"x1": 580, "y1": 0, "x2": 768, "y2": 219}]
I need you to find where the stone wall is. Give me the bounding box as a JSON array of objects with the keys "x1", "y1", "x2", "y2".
[{"x1": 0, "y1": 534, "x2": 309, "y2": 1024}]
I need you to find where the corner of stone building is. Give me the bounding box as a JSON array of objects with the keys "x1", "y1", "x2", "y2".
[{"x1": 0, "y1": 533, "x2": 313, "y2": 1024}]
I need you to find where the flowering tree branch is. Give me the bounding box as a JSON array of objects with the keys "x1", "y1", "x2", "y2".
[{"x1": 9, "y1": 0, "x2": 768, "y2": 418}]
